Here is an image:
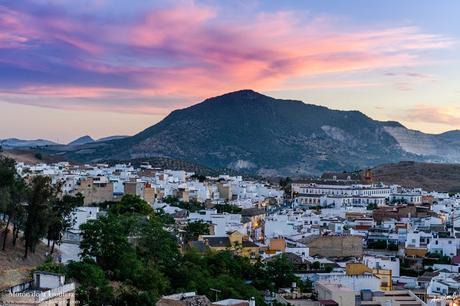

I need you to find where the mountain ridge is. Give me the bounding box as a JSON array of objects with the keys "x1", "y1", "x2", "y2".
[
  {"x1": 0, "y1": 138, "x2": 59, "y2": 148},
  {"x1": 68, "y1": 135, "x2": 95, "y2": 146},
  {"x1": 35, "y1": 90, "x2": 460, "y2": 175}
]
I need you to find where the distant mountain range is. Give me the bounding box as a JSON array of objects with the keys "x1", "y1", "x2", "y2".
[
  {"x1": 66, "y1": 135, "x2": 128, "y2": 146},
  {"x1": 68, "y1": 135, "x2": 95, "y2": 146},
  {"x1": 0, "y1": 135, "x2": 128, "y2": 149},
  {"x1": 10, "y1": 90, "x2": 460, "y2": 175},
  {"x1": 0, "y1": 138, "x2": 59, "y2": 148}
]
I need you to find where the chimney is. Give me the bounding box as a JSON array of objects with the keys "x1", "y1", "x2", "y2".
[{"x1": 249, "y1": 297, "x2": 255, "y2": 306}]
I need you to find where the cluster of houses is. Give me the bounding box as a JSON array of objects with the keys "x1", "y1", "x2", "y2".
[
  {"x1": 3, "y1": 163, "x2": 460, "y2": 306},
  {"x1": 16, "y1": 162, "x2": 283, "y2": 207}
]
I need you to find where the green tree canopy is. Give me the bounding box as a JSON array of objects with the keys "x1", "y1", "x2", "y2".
[
  {"x1": 109, "y1": 194, "x2": 153, "y2": 216},
  {"x1": 185, "y1": 220, "x2": 210, "y2": 241},
  {"x1": 24, "y1": 175, "x2": 56, "y2": 258}
]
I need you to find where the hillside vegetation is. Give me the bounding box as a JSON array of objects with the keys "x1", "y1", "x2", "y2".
[{"x1": 371, "y1": 161, "x2": 460, "y2": 192}]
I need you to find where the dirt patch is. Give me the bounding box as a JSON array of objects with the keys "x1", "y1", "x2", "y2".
[
  {"x1": 1, "y1": 149, "x2": 65, "y2": 164},
  {"x1": 0, "y1": 224, "x2": 54, "y2": 290}
]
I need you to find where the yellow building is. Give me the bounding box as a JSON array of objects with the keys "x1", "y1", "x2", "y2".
[
  {"x1": 75, "y1": 177, "x2": 113, "y2": 205},
  {"x1": 346, "y1": 263, "x2": 393, "y2": 291},
  {"x1": 269, "y1": 238, "x2": 287, "y2": 252},
  {"x1": 405, "y1": 247, "x2": 427, "y2": 257},
  {"x1": 143, "y1": 184, "x2": 155, "y2": 204},
  {"x1": 124, "y1": 181, "x2": 145, "y2": 197},
  {"x1": 199, "y1": 231, "x2": 259, "y2": 258},
  {"x1": 217, "y1": 182, "x2": 232, "y2": 201}
]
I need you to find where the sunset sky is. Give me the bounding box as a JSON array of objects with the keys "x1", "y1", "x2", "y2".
[{"x1": 1, "y1": 0, "x2": 459, "y2": 143}]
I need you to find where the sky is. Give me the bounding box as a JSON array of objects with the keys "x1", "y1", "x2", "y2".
[{"x1": 1, "y1": 0, "x2": 460, "y2": 143}]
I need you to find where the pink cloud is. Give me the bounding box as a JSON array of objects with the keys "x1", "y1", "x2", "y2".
[
  {"x1": 383, "y1": 69, "x2": 438, "y2": 91},
  {"x1": 0, "y1": 2, "x2": 456, "y2": 114},
  {"x1": 400, "y1": 104, "x2": 460, "y2": 125}
]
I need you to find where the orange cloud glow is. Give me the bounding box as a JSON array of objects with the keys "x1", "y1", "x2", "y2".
[{"x1": 0, "y1": 2, "x2": 455, "y2": 116}]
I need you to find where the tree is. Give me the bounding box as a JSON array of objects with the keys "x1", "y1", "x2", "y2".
[
  {"x1": 67, "y1": 259, "x2": 114, "y2": 306},
  {"x1": 312, "y1": 261, "x2": 321, "y2": 270},
  {"x1": 0, "y1": 156, "x2": 16, "y2": 189},
  {"x1": 78, "y1": 197, "x2": 178, "y2": 305},
  {"x1": 137, "y1": 217, "x2": 181, "y2": 268},
  {"x1": 11, "y1": 199, "x2": 26, "y2": 247},
  {"x1": 76, "y1": 197, "x2": 304, "y2": 305},
  {"x1": 185, "y1": 221, "x2": 210, "y2": 241},
  {"x1": 47, "y1": 194, "x2": 83, "y2": 254},
  {"x1": 0, "y1": 181, "x2": 12, "y2": 247},
  {"x1": 170, "y1": 200, "x2": 203, "y2": 212},
  {"x1": 163, "y1": 196, "x2": 179, "y2": 204},
  {"x1": 299, "y1": 279, "x2": 313, "y2": 293},
  {"x1": 268, "y1": 255, "x2": 297, "y2": 288},
  {"x1": 252, "y1": 255, "x2": 299, "y2": 290},
  {"x1": 191, "y1": 174, "x2": 207, "y2": 182},
  {"x1": 279, "y1": 177, "x2": 292, "y2": 195},
  {"x1": 0, "y1": 156, "x2": 28, "y2": 251},
  {"x1": 216, "y1": 204, "x2": 242, "y2": 214},
  {"x1": 0, "y1": 156, "x2": 17, "y2": 228},
  {"x1": 24, "y1": 176, "x2": 55, "y2": 258},
  {"x1": 34, "y1": 258, "x2": 66, "y2": 274},
  {"x1": 2, "y1": 178, "x2": 28, "y2": 250},
  {"x1": 154, "y1": 208, "x2": 175, "y2": 225},
  {"x1": 79, "y1": 215, "x2": 132, "y2": 271},
  {"x1": 110, "y1": 194, "x2": 153, "y2": 216},
  {"x1": 367, "y1": 203, "x2": 378, "y2": 210}
]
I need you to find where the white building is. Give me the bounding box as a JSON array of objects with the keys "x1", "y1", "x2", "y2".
[
  {"x1": 427, "y1": 235, "x2": 457, "y2": 257},
  {"x1": 292, "y1": 182, "x2": 390, "y2": 207},
  {"x1": 363, "y1": 255, "x2": 400, "y2": 277}
]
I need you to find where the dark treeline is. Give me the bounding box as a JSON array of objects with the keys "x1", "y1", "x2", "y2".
[{"x1": 0, "y1": 155, "x2": 82, "y2": 258}]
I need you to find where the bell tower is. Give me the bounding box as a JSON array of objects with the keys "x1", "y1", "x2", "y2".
[{"x1": 363, "y1": 168, "x2": 373, "y2": 184}]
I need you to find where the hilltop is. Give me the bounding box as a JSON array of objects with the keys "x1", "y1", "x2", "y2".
[
  {"x1": 32, "y1": 90, "x2": 460, "y2": 176},
  {"x1": 370, "y1": 161, "x2": 460, "y2": 193}
]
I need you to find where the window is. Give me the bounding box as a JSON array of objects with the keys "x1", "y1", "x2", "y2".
[{"x1": 67, "y1": 299, "x2": 71, "y2": 306}]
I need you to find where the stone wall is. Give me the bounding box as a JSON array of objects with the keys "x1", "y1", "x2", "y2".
[{"x1": 307, "y1": 235, "x2": 363, "y2": 257}]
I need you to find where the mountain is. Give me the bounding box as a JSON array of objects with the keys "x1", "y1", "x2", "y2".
[
  {"x1": 48, "y1": 90, "x2": 460, "y2": 175},
  {"x1": 67, "y1": 135, "x2": 129, "y2": 146},
  {"x1": 0, "y1": 138, "x2": 59, "y2": 148},
  {"x1": 52, "y1": 90, "x2": 409, "y2": 175},
  {"x1": 381, "y1": 125, "x2": 460, "y2": 162},
  {"x1": 97, "y1": 135, "x2": 128, "y2": 142},
  {"x1": 68, "y1": 135, "x2": 95, "y2": 146}
]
